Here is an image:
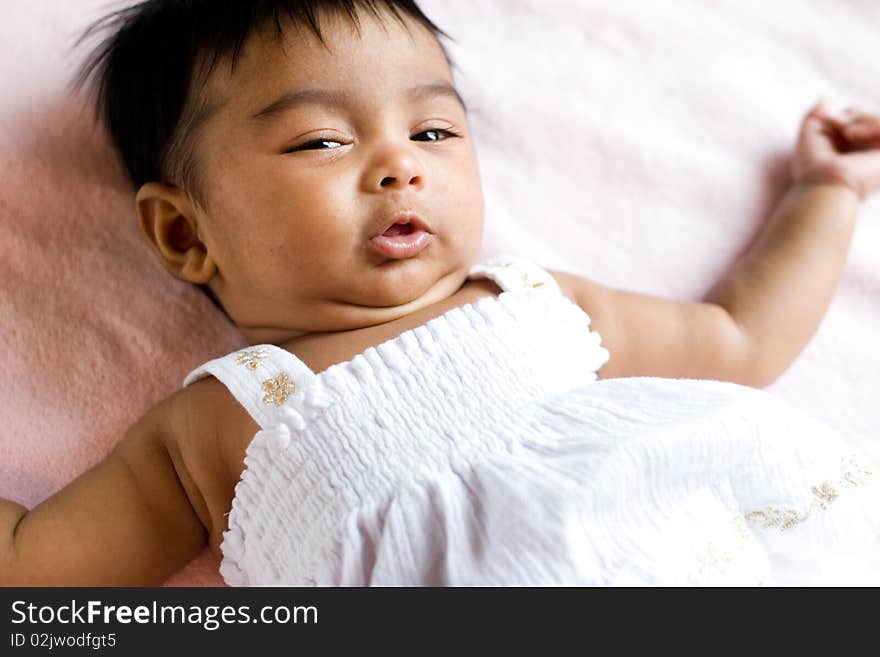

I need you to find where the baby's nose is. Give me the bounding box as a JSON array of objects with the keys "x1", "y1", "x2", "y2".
[
  {"x1": 380, "y1": 174, "x2": 422, "y2": 188},
  {"x1": 363, "y1": 141, "x2": 426, "y2": 193}
]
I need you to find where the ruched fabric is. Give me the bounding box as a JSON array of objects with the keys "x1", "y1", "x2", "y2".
[{"x1": 183, "y1": 255, "x2": 879, "y2": 586}]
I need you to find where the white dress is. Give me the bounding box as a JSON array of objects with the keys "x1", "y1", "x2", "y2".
[{"x1": 183, "y1": 255, "x2": 880, "y2": 586}]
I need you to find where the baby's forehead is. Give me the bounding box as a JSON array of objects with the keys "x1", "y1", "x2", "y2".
[
  {"x1": 220, "y1": 8, "x2": 439, "y2": 72},
  {"x1": 191, "y1": 14, "x2": 454, "y2": 128}
]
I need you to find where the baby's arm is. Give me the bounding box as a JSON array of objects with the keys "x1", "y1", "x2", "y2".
[
  {"x1": 0, "y1": 398, "x2": 207, "y2": 585},
  {"x1": 557, "y1": 100, "x2": 879, "y2": 387}
]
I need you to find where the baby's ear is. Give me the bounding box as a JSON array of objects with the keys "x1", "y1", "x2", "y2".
[{"x1": 135, "y1": 182, "x2": 217, "y2": 285}]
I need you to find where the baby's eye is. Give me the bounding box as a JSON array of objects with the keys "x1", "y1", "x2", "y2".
[
  {"x1": 412, "y1": 128, "x2": 459, "y2": 142},
  {"x1": 290, "y1": 138, "x2": 343, "y2": 152}
]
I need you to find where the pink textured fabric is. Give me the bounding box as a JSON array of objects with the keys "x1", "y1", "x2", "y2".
[
  {"x1": 0, "y1": 1, "x2": 244, "y2": 586},
  {"x1": 2, "y1": 0, "x2": 878, "y2": 586}
]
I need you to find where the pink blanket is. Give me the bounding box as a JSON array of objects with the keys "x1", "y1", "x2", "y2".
[{"x1": 2, "y1": 0, "x2": 878, "y2": 586}]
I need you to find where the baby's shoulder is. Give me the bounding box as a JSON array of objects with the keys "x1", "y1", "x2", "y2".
[
  {"x1": 170, "y1": 375, "x2": 259, "y2": 464},
  {"x1": 544, "y1": 269, "x2": 579, "y2": 303},
  {"x1": 164, "y1": 376, "x2": 259, "y2": 558}
]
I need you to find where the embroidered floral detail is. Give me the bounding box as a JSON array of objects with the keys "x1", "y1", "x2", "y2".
[
  {"x1": 840, "y1": 455, "x2": 873, "y2": 486},
  {"x1": 687, "y1": 515, "x2": 764, "y2": 586},
  {"x1": 262, "y1": 372, "x2": 295, "y2": 406},
  {"x1": 745, "y1": 455, "x2": 873, "y2": 532},
  {"x1": 693, "y1": 542, "x2": 736, "y2": 583},
  {"x1": 745, "y1": 508, "x2": 806, "y2": 531},
  {"x1": 811, "y1": 482, "x2": 838, "y2": 510},
  {"x1": 521, "y1": 273, "x2": 545, "y2": 289},
  {"x1": 235, "y1": 348, "x2": 269, "y2": 371}
]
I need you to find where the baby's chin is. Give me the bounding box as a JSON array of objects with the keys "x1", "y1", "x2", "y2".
[
  {"x1": 336, "y1": 264, "x2": 466, "y2": 319},
  {"x1": 365, "y1": 277, "x2": 435, "y2": 309}
]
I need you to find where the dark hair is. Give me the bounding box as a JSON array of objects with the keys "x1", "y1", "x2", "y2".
[{"x1": 71, "y1": 0, "x2": 455, "y2": 319}]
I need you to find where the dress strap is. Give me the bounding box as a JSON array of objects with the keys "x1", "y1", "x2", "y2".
[
  {"x1": 468, "y1": 254, "x2": 562, "y2": 295},
  {"x1": 182, "y1": 344, "x2": 317, "y2": 430}
]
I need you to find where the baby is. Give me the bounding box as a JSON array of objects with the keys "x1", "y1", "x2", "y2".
[{"x1": 3, "y1": 0, "x2": 880, "y2": 586}]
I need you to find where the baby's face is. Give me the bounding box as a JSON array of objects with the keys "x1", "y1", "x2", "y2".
[{"x1": 187, "y1": 8, "x2": 483, "y2": 343}]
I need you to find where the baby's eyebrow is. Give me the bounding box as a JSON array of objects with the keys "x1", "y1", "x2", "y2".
[
  {"x1": 407, "y1": 82, "x2": 468, "y2": 112},
  {"x1": 248, "y1": 81, "x2": 467, "y2": 125}
]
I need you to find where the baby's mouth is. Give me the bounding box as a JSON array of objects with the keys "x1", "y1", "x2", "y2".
[
  {"x1": 370, "y1": 213, "x2": 432, "y2": 239},
  {"x1": 369, "y1": 220, "x2": 433, "y2": 259},
  {"x1": 381, "y1": 222, "x2": 416, "y2": 237}
]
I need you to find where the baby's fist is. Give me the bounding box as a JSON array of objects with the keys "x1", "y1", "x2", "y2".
[{"x1": 792, "y1": 99, "x2": 880, "y2": 201}]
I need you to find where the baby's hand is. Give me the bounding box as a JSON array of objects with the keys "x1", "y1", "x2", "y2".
[{"x1": 792, "y1": 99, "x2": 880, "y2": 201}]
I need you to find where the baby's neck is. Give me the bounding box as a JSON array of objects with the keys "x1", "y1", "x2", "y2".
[
  {"x1": 269, "y1": 278, "x2": 504, "y2": 376},
  {"x1": 239, "y1": 273, "x2": 477, "y2": 347},
  {"x1": 244, "y1": 328, "x2": 308, "y2": 346}
]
